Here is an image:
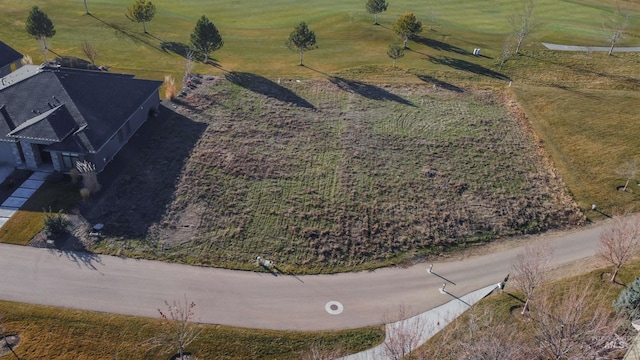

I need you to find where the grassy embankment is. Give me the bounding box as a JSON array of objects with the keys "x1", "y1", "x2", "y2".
[
  {"x1": 0, "y1": 300, "x2": 383, "y2": 359},
  {"x1": 417, "y1": 256, "x2": 640, "y2": 358}
]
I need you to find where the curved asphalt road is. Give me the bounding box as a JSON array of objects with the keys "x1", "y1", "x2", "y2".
[{"x1": 0, "y1": 222, "x2": 605, "y2": 331}]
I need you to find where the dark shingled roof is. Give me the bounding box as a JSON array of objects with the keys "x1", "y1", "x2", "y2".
[
  {"x1": 0, "y1": 65, "x2": 162, "y2": 153},
  {"x1": 8, "y1": 104, "x2": 77, "y2": 142},
  {"x1": 0, "y1": 41, "x2": 22, "y2": 69}
]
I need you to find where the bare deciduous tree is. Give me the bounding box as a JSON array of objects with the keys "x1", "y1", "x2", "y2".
[
  {"x1": 383, "y1": 304, "x2": 427, "y2": 360},
  {"x1": 185, "y1": 49, "x2": 195, "y2": 77},
  {"x1": 603, "y1": 5, "x2": 629, "y2": 56},
  {"x1": 427, "y1": 7, "x2": 437, "y2": 31},
  {"x1": 616, "y1": 158, "x2": 639, "y2": 192},
  {"x1": 455, "y1": 310, "x2": 525, "y2": 360},
  {"x1": 509, "y1": 0, "x2": 535, "y2": 54},
  {"x1": 597, "y1": 214, "x2": 640, "y2": 283},
  {"x1": 531, "y1": 282, "x2": 623, "y2": 360},
  {"x1": 81, "y1": 41, "x2": 98, "y2": 65},
  {"x1": 149, "y1": 296, "x2": 201, "y2": 360},
  {"x1": 418, "y1": 307, "x2": 525, "y2": 360},
  {"x1": 499, "y1": 38, "x2": 514, "y2": 70},
  {"x1": 583, "y1": 46, "x2": 593, "y2": 66},
  {"x1": 511, "y1": 244, "x2": 552, "y2": 314}
]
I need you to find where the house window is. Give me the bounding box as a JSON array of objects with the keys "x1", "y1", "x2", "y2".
[
  {"x1": 117, "y1": 128, "x2": 124, "y2": 144},
  {"x1": 61, "y1": 152, "x2": 79, "y2": 169}
]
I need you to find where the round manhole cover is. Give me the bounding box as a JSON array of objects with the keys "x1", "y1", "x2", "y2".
[{"x1": 325, "y1": 301, "x2": 344, "y2": 315}]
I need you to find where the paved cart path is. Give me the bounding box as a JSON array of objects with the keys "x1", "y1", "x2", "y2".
[
  {"x1": 542, "y1": 42, "x2": 640, "y2": 52},
  {"x1": 0, "y1": 222, "x2": 605, "y2": 331}
]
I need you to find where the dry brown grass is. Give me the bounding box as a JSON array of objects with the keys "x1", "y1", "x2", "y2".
[
  {"x1": 83, "y1": 76, "x2": 581, "y2": 273},
  {"x1": 0, "y1": 300, "x2": 383, "y2": 359}
]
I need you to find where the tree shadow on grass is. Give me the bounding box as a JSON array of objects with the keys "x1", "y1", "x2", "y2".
[
  {"x1": 160, "y1": 41, "x2": 221, "y2": 67},
  {"x1": 506, "y1": 292, "x2": 525, "y2": 303},
  {"x1": 413, "y1": 36, "x2": 472, "y2": 56},
  {"x1": 89, "y1": 14, "x2": 162, "y2": 52},
  {"x1": 417, "y1": 75, "x2": 464, "y2": 93},
  {"x1": 328, "y1": 76, "x2": 415, "y2": 106},
  {"x1": 225, "y1": 71, "x2": 315, "y2": 109},
  {"x1": 161, "y1": 41, "x2": 190, "y2": 57},
  {"x1": 427, "y1": 55, "x2": 511, "y2": 81}
]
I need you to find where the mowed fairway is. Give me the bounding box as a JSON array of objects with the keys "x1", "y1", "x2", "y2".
[{"x1": 0, "y1": 0, "x2": 637, "y2": 79}]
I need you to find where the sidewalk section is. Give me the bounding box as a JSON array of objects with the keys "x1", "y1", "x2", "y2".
[
  {"x1": 0, "y1": 171, "x2": 48, "y2": 228},
  {"x1": 341, "y1": 283, "x2": 500, "y2": 360}
]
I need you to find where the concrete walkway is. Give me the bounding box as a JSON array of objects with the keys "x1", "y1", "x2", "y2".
[
  {"x1": 341, "y1": 283, "x2": 500, "y2": 360},
  {"x1": 0, "y1": 171, "x2": 48, "y2": 228},
  {"x1": 542, "y1": 42, "x2": 640, "y2": 52}
]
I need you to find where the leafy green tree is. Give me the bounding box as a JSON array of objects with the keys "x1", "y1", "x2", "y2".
[
  {"x1": 190, "y1": 15, "x2": 223, "y2": 64},
  {"x1": 386, "y1": 44, "x2": 404, "y2": 68},
  {"x1": 614, "y1": 277, "x2": 640, "y2": 320},
  {"x1": 126, "y1": 0, "x2": 156, "y2": 33},
  {"x1": 25, "y1": 6, "x2": 56, "y2": 50},
  {"x1": 366, "y1": 0, "x2": 388, "y2": 25},
  {"x1": 285, "y1": 22, "x2": 317, "y2": 66},
  {"x1": 392, "y1": 13, "x2": 422, "y2": 49}
]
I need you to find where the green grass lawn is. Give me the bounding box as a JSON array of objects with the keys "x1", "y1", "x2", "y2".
[
  {"x1": 0, "y1": 179, "x2": 81, "y2": 245},
  {"x1": 0, "y1": 0, "x2": 638, "y2": 80},
  {"x1": 0, "y1": 300, "x2": 383, "y2": 359}
]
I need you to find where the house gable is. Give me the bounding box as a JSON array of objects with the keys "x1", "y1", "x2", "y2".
[
  {"x1": 0, "y1": 64, "x2": 162, "y2": 172},
  {"x1": 8, "y1": 104, "x2": 76, "y2": 143}
]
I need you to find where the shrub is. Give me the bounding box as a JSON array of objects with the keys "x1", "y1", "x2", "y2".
[
  {"x1": 164, "y1": 75, "x2": 176, "y2": 100},
  {"x1": 614, "y1": 277, "x2": 640, "y2": 320},
  {"x1": 44, "y1": 208, "x2": 69, "y2": 239},
  {"x1": 76, "y1": 160, "x2": 101, "y2": 194}
]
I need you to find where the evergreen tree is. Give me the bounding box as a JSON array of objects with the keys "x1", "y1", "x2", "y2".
[
  {"x1": 190, "y1": 15, "x2": 223, "y2": 64},
  {"x1": 126, "y1": 0, "x2": 156, "y2": 33},
  {"x1": 614, "y1": 277, "x2": 640, "y2": 320},
  {"x1": 366, "y1": 0, "x2": 389, "y2": 25},
  {"x1": 285, "y1": 22, "x2": 317, "y2": 66},
  {"x1": 386, "y1": 43, "x2": 404, "y2": 68},
  {"x1": 392, "y1": 13, "x2": 422, "y2": 49},
  {"x1": 25, "y1": 6, "x2": 56, "y2": 50}
]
